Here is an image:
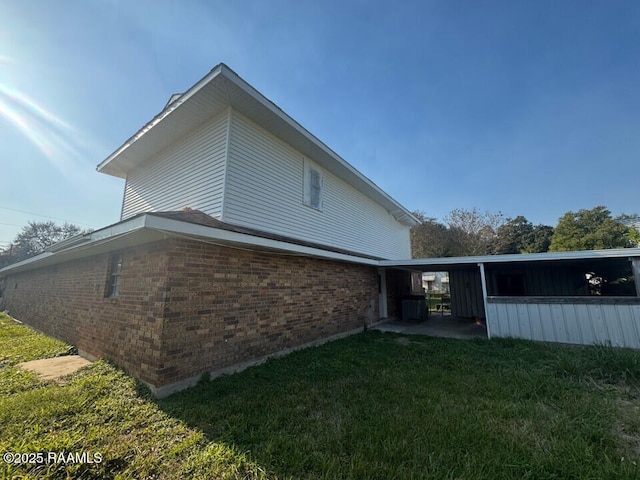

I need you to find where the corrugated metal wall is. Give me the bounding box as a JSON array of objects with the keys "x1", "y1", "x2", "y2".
[
  {"x1": 486, "y1": 266, "x2": 589, "y2": 296},
  {"x1": 487, "y1": 299, "x2": 640, "y2": 348},
  {"x1": 223, "y1": 110, "x2": 411, "y2": 259},
  {"x1": 449, "y1": 269, "x2": 485, "y2": 318},
  {"x1": 121, "y1": 110, "x2": 228, "y2": 219}
]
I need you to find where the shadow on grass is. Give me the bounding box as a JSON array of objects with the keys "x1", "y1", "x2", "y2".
[{"x1": 152, "y1": 331, "x2": 640, "y2": 480}]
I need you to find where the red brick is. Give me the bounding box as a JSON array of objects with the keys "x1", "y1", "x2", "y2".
[{"x1": 2, "y1": 238, "x2": 379, "y2": 391}]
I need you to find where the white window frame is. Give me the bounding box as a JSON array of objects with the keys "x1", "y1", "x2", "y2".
[
  {"x1": 106, "y1": 252, "x2": 123, "y2": 297},
  {"x1": 303, "y1": 158, "x2": 323, "y2": 211}
]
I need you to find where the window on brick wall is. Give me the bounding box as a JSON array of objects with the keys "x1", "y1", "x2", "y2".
[{"x1": 106, "y1": 252, "x2": 123, "y2": 297}]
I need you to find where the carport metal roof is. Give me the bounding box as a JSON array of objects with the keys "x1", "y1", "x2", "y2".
[{"x1": 379, "y1": 248, "x2": 640, "y2": 271}]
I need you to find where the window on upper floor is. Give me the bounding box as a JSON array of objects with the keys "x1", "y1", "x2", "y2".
[{"x1": 303, "y1": 158, "x2": 323, "y2": 211}]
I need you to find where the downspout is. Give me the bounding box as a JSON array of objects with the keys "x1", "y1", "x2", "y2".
[{"x1": 478, "y1": 263, "x2": 491, "y2": 339}]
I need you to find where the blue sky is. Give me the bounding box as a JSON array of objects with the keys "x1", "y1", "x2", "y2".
[{"x1": 1, "y1": 0, "x2": 639, "y2": 249}]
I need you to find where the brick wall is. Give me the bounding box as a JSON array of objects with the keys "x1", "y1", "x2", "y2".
[
  {"x1": 1, "y1": 242, "x2": 170, "y2": 386},
  {"x1": 158, "y1": 238, "x2": 379, "y2": 386},
  {"x1": 1, "y1": 238, "x2": 379, "y2": 392}
]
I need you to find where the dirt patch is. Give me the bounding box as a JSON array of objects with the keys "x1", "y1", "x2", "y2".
[{"x1": 18, "y1": 355, "x2": 92, "y2": 385}]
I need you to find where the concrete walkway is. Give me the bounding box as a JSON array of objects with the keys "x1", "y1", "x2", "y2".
[
  {"x1": 18, "y1": 355, "x2": 92, "y2": 384},
  {"x1": 373, "y1": 315, "x2": 487, "y2": 340}
]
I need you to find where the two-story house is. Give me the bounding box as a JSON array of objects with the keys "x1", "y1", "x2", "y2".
[{"x1": 0, "y1": 64, "x2": 418, "y2": 396}]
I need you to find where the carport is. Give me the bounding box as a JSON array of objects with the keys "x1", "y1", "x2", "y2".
[{"x1": 378, "y1": 248, "x2": 640, "y2": 348}]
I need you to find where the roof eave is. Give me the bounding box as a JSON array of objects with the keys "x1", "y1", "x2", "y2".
[
  {"x1": 96, "y1": 64, "x2": 226, "y2": 178},
  {"x1": 0, "y1": 213, "x2": 380, "y2": 276},
  {"x1": 95, "y1": 64, "x2": 418, "y2": 226}
]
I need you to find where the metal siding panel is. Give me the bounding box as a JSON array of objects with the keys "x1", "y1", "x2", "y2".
[
  {"x1": 499, "y1": 304, "x2": 510, "y2": 337},
  {"x1": 604, "y1": 305, "x2": 625, "y2": 347},
  {"x1": 587, "y1": 305, "x2": 608, "y2": 344},
  {"x1": 574, "y1": 304, "x2": 594, "y2": 345},
  {"x1": 546, "y1": 304, "x2": 558, "y2": 341},
  {"x1": 542, "y1": 304, "x2": 558, "y2": 342},
  {"x1": 549, "y1": 304, "x2": 563, "y2": 343},
  {"x1": 491, "y1": 303, "x2": 507, "y2": 337},
  {"x1": 486, "y1": 303, "x2": 497, "y2": 336},
  {"x1": 631, "y1": 305, "x2": 640, "y2": 348},
  {"x1": 495, "y1": 303, "x2": 507, "y2": 337},
  {"x1": 474, "y1": 270, "x2": 484, "y2": 317},
  {"x1": 449, "y1": 270, "x2": 478, "y2": 318},
  {"x1": 618, "y1": 305, "x2": 640, "y2": 349},
  {"x1": 562, "y1": 304, "x2": 582, "y2": 344},
  {"x1": 526, "y1": 304, "x2": 541, "y2": 341},
  {"x1": 511, "y1": 305, "x2": 529, "y2": 338},
  {"x1": 122, "y1": 112, "x2": 228, "y2": 219},
  {"x1": 498, "y1": 303, "x2": 510, "y2": 337},
  {"x1": 224, "y1": 111, "x2": 411, "y2": 259},
  {"x1": 530, "y1": 304, "x2": 546, "y2": 341},
  {"x1": 449, "y1": 272, "x2": 463, "y2": 317},
  {"x1": 507, "y1": 303, "x2": 518, "y2": 338},
  {"x1": 522, "y1": 304, "x2": 540, "y2": 339},
  {"x1": 487, "y1": 300, "x2": 640, "y2": 347}
]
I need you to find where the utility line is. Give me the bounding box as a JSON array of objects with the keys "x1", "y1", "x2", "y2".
[{"x1": 0, "y1": 205, "x2": 98, "y2": 228}]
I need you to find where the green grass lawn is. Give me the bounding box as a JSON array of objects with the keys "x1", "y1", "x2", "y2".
[{"x1": 1, "y1": 312, "x2": 639, "y2": 479}]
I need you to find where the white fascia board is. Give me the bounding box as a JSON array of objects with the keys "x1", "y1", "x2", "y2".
[
  {"x1": 0, "y1": 215, "x2": 149, "y2": 275},
  {"x1": 379, "y1": 248, "x2": 640, "y2": 269},
  {"x1": 143, "y1": 215, "x2": 380, "y2": 266},
  {"x1": 90, "y1": 215, "x2": 147, "y2": 241},
  {"x1": 0, "y1": 213, "x2": 377, "y2": 276},
  {"x1": 0, "y1": 251, "x2": 54, "y2": 274}
]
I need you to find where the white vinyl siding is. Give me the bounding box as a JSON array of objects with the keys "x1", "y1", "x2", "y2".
[
  {"x1": 223, "y1": 111, "x2": 411, "y2": 259},
  {"x1": 121, "y1": 111, "x2": 228, "y2": 219},
  {"x1": 303, "y1": 159, "x2": 323, "y2": 210}
]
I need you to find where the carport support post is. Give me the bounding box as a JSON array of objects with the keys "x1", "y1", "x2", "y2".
[
  {"x1": 478, "y1": 262, "x2": 491, "y2": 339},
  {"x1": 632, "y1": 257, "x2": 640, "y2": 297}
]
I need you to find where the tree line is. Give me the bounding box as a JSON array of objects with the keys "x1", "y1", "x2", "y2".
[
  {"x1": 0, "y1": 221, "x2": 88, "y2": 267},
  {"x1": 411, "y1": 205, "x2": 640, "y2": 258},
  {"x1": 0, "y1": 205, "x2": 638, "y2": 267}
]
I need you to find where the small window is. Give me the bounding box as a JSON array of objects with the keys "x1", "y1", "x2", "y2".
[
  {"x1": 106, "y1": 253, "x2": 123, "y2": 297},
  {"x1": 303, "y1": 158, "x2": 323, "y2": 210}
]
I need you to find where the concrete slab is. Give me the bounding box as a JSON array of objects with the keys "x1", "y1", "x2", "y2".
[
  {"x1": 374, "y1": 315, "x2": 487, "y2": 340},
  {"x1": 18, "y1": 355, "x2": 92, "y2": 384}
]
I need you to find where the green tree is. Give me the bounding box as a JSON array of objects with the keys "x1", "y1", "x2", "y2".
[
  {"x1": 445, "y1": 208, "x2": 504, "y2": 256},
  {"x1": 618, "y1": 213, "x2": 640, "y2": 247},
  {"x1": 410, "y1": 211, "x2": 465, "y2": 258},
  {"x1": 522, "y1": 225, "x2": 554, "y2": 253},
  {"x1": 492, "y1": 216, "x2": 534, "y2": 254},
  {"x1": 492, "y1": 217, "x2": 554, "y2": 254},
  {"x1": 549, "y1": 206, "x2": 634, "y2": 251},
  {"x1": 12, "y1": 221, "x2": 85, "y2": 261}
]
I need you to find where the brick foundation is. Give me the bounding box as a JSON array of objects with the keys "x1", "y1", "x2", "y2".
[{"x1": 1, "y1": 238, "x2": 379, "y2": 395}]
